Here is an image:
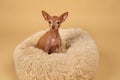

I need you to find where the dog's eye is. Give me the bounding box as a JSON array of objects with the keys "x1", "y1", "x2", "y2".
[
  {"x1": 57, "y1": 21, "x2": 60, "y2": 24},
  {"x1": 48, "y1": 21, "x2": 51, "y2": 24}
]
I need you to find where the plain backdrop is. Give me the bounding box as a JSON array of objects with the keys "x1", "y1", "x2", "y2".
[{"x1": 0, "y1": 0, "x2": 120, "y2": 80}]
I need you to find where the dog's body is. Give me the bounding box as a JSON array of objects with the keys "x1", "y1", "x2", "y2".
[
  {"x1": 36, "y1": 29, "x2": 61, "y2": 54},
  {"x1": 36, "y1": 11, "x2": 68, "y2": 54}
]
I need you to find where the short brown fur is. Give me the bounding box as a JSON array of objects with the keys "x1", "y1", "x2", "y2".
[{"x1": 36, "y1": 11, "x2": 68, "y2": 54}]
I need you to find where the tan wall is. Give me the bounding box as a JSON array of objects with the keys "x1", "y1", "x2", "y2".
[{"x1": 0, "y1": 0, "x2": 120, "y2": 80}]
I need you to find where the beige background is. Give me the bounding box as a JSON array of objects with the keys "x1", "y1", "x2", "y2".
[{"x1": 0, "y1": 0, "x2": 120, "y2": 80}]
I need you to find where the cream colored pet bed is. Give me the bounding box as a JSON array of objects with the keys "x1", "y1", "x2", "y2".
[{"x1": 14, "y1": 28, "x2": 99, "y2": 80}]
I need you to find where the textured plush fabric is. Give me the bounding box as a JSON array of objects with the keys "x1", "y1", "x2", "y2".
[{"x1": 14, "y1": 28, "x2": 99, "y2": 80}]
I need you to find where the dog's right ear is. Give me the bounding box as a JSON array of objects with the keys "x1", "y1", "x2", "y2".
[
  {"x1": 59, "y1": 12, "x2": 68, "y2": 23},
  {"x1": 42, "y1": 11, "x2": 51, "y2": 21}
]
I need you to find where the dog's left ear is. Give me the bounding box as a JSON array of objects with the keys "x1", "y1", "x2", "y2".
[
  {"x1": 42, "y1": 11, "x2": 51, "y2": 21},
  {"x1": 59, "y1": 12, "x2": 68, "y2": 22}
]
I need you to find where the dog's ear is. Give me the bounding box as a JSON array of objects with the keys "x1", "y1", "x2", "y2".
[
  {"x1": 42, "y1": 11, "x2": 51, "y2": 21},
  {"x1": 59, "y1": 12, "x2": 68, "y2": 22}
]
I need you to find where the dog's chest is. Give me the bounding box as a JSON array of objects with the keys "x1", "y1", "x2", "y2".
[{"x1": 51, "y1": 38, "x2": 58, "y2": 46}]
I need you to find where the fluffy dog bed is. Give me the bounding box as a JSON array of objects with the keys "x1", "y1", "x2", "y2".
[{"x1": 14, "y1": 28, "x2": 99, "y2": 80}]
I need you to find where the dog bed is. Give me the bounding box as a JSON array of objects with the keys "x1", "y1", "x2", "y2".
[{"x1": 14, "y1": 28, "x2": 99, "y2": 80}]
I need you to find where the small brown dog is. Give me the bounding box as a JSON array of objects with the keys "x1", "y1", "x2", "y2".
[{"x1": 36, "y1": 11, "x2": 68, "y2": 54}]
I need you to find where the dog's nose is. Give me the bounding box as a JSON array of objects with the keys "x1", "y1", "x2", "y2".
[{"x1": 52, "y1": 25, "x2": 55, "y2": 29}]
